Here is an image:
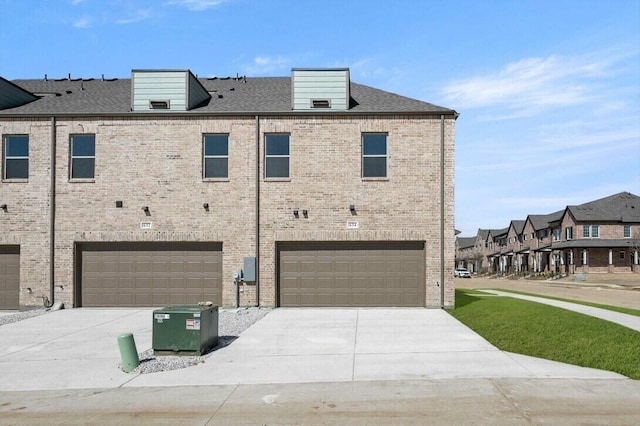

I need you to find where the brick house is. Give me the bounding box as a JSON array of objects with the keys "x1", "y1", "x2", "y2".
[
  {"x1": 552, "y1": 192, "x2": 640, "y2": 274},
  {"x1": 522, "y1": 210, "x2": 563, "y2": 273},
  {"x1": 0, "y1": 69, "x2": 457, "y2": 310},
  {"x1": 456, "y1": 192, "x2": 640, "y2": 276}
]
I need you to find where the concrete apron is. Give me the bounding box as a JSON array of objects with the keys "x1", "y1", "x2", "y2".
[{"x1": 0, "y1": 308, "x2": 625, "y2": 392}]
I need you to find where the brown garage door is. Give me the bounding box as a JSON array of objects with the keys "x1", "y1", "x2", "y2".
[
  {"x1": 278, "y1": 241, "x2": 425, "y2": 307},
  {"x1": 78, "y1": 242, "x2": 222, "y2": 307},
  {"x1": 0, "y1": 246, "x2": 20, "y2": 309}
]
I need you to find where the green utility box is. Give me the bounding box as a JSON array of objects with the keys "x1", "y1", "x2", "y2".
[{"x1": 152, "y1": 305, "x2": 218, "y2": 356}]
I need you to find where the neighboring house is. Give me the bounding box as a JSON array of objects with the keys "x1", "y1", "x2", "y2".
[
  {"x1": 553, "y1": 192, "x2": 640, "y2": 274},
  {"x1": 455, "y1": 192, "x2": 640, "y2": 276},
  {"x1": 484, "y1": 228, "x2": 508, "y2": 274},
  {"x1": 0, "y1": 69, "x2": 458, "y2": 310},
  {"x1": 454, "y1": 236, "x2": 476, "y2": 271},
  {"x1": 503, "y1": 220, "x2": 526, "y2": 273}
]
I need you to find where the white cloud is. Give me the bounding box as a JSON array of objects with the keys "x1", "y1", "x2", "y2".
[
  {"x1": 241, "y1": 55, "x2": 291, "y2": 75},
  {"x1": 116, "y1": 9, "x2": 152, "y2": 24},
  {"x1": 440, "y1": 51, "x2": 630, "y2": 118},
  {"x1": 165, "y1": 0, "x2": 227, "y2": 11},
  {"x1": 73, "y1": 15, "x2": 93, "y2": 28}
]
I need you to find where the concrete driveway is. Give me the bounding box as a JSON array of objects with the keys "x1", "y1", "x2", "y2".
[{"x1": 0, "y1": 307, "x2": 624, "y2": 392}]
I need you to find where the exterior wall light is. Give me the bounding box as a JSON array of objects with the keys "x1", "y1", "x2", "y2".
[
  {"x1": 142, "y1": 206, "x2": 150, "y2": 216},
  {"x1": 293, "y1": 209, "x2": 299, "y2": 218}
]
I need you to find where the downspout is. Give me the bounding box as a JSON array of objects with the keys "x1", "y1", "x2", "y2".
[
  {"x1": 440, "y1": 115, "x2": 445, "y2": 309},
  {"x1": 49, "y1": 116, "x2": 56, "y2": 308},
  {"x1": 254, "y1": 115, "x2": 260, "y2": 306}
]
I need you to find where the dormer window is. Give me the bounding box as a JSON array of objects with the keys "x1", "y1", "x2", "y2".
[{"x1": 149, "y1": 100, "x2": 169, "y2": 109}]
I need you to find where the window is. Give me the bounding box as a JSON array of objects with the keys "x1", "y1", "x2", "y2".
[
  {"x1": 265, "y1": 134, "x2": 289, "y2": 178},
  {"x1": 203, "y1": 134, "x2": 228, "y2": 179},
  {"x1": 591, "y1": 225, "x2": 599, "y2": 238},
  {"x1": 3, "y1": 135, "x2": 29, "y2": 180},
  {"x1": 362, "y1": 133, "x2": 387, "y2": 178},
  {"x1": 565, "y1": 227, "x2": 573, "y2": 240},
  {"x1": 583, "y1": 225, "x2": 590, "y2": 238},
  {"x1": 624, "y1": 225, "x2": 631, "y2": 238},
  {"x1": 70, "y1": 135, "x2": 95, "y2": 179},
  {"x1": 553, "y1": 229, "x2": 561, "y2": 241}
]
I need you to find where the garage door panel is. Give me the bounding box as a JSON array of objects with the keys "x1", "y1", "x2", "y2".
[
  {"x1": 79, "y1": 243, "x2": 222, "y2": 307},
  {"x1": 279, "y1": 242, "x2": 424, "y2": 307},
  {"x1": 0, "y1": 247, "x2": 20, "y2": 309}
]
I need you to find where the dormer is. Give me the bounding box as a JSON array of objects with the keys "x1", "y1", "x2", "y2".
[
  {"x1": 131, "y1": 69, "x2": 210, "y2": 112},
  {"x1": 0, "y1": 77, "x2": 38, "y2": 110},
  {"x1": 291, "y1": 68, "x2": 350, "y2": 111}
]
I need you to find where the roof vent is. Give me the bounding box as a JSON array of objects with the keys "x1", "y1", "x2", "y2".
[
  {"x1": 311, "y1": 99, "x2": 331, "y2": 108},
  {"x1": 149, "y1": 100, "x2": 170, "y2": 109}
]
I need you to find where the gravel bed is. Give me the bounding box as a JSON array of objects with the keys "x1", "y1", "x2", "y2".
[
  {"x1": 124, "y1": 307, "x2": 272, "y2": 374},
  {"x1": 0, "y1": 308, "x2": 50, "y2": 327}
]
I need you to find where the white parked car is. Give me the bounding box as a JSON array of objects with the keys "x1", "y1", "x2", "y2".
[{"x1": 454, "y1": 268, "x2": 471, "y2": 278}]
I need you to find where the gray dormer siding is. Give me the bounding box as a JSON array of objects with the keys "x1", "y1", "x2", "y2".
[
  {"x1": 131, "y1": 70, "x2": 210, "y2": 112},
  {"x1": 0, "y1": 77, "x2": 38, "y2": 110},
  {"x1": 291, "y1": 68, "x2": 350, "y2": 111}
]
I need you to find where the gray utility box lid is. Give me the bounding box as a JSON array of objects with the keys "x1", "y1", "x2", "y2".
[{"x1": 152, "y1": 305, "x2": 218, "y2": 356}]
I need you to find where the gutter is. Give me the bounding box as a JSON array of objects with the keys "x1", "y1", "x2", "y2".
[
  {"x1": 0, "y1": 110, "x2": 459, "y2": 119},
  {"x1": 255, "y1": 115, "x2": 260, "y2": 306},
  {"x1": 49, "y1": 116, "x2": 56, "y2": 308},
  {"x1": 440, "y1": 115, "x2": 445, "y2": 309}
]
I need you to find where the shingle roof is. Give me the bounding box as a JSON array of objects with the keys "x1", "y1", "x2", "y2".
[
  {"x1": 477, "y1": 229, "x2": 490, "y2": 240},
  {"x1": 566, "y1": 192, "x2": 640, "y2": 223},
  {"x1": 0, "y1": 76, "x2": 456, "y2": 116},
  {"x1": 456, "y1": 237, "x2": 476, "y2": 249},
  {"x1": 510, "y1": 220, "x2": 526, "y2": 235},
  {"x1": 527, "y1": 210, "x2": 563, "y2": 231}
]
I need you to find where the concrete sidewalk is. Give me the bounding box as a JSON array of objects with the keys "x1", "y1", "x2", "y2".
[
  {"x1": 0, "y1": 308, "x2": 625, "y2": 392},
  {"x1": 483, "y1": 290, "x2": 640, "y2": 332},
  {"x1": 2, "y1": 378, "x2": 640, "y2": 425}
]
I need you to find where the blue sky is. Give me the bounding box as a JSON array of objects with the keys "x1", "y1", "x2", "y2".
[{"x1": 1, "y1": 0, "x2": 639, "y2": 236}]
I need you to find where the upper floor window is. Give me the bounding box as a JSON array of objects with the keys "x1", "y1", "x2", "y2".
[
  {"x1": 623, "y1": 225, "x2": 631, "y2": 238},
  {"x1": 203, "y1": 134, "x2": 229, "y2": 179},
  {"x1": 265, "y1": 134, "x2": 290, "y2": 178},
  {"x1": 583, "y1": 225, "x2": 599, "y2": 238},
  {"x1": 362, "y1": 133, "x2": 387, "y2": 178},
  {"x1": 70, "y1": 135, "x2": 95, "y2": 179},
  {"x1": 3, "y1": 135, "x2": 29, "y2": 180},
  {"x1": 553, "y1": 229, "x2": 561, "y2": 241},
  {"x1": 565, "y1": 227, "x2": 573, "y2": 240}
]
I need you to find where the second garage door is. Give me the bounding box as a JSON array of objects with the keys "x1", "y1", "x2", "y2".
[
  {"x1": 278, "y1": 241, "x2": 425, "y2": 307},
  {"x1": 0, "y1": 246, "x2": 20, "y2": 310},
  {"x1": 78, "y1": 242, "x2": 222, "y2": 307}
]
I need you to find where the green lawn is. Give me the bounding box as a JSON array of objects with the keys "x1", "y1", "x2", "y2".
[
  {"x1": 450, "y1": 289, "x2": 640, "y2": 379},
  {"x1": 491, "y1": 288, "x2": 640, "y2": 317}
]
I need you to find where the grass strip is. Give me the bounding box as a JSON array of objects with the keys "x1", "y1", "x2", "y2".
[
  {"x1": 490, "y1": 288, "x2": 640, "y2": 317},
  {"x1": 450, "y1": 289, "x2": 640, "y2": 379}
]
